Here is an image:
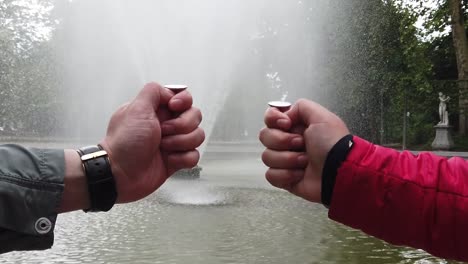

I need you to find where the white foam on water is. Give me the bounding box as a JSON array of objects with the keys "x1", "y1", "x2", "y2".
[{"x1": 159, "y1": 180, "x2": 226, "y2": 206}]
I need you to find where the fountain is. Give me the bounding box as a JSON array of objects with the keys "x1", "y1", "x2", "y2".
[
  {"x1": 54, "y1": 0, "x2": 250, "y2": 145},
  {"x1": 53, "y1": 0, "x2": 332, "y2": 145},
  {"x1": 52, "y1": 0, "x2": 331, "y2": 180},
  {"x1": 2, "y1": 1, "x2": 448, "y2": 263}
]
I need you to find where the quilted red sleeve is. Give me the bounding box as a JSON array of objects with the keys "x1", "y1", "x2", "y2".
[{"x1": 328, "y1": 136, "x2": 468, "y2": 262}]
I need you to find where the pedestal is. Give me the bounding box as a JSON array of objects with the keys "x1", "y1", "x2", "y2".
[{"x1": 431, "y1": 125, "x2": 454, "y2": 150}]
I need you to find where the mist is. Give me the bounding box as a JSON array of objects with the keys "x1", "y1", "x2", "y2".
[{"x1": 53, "y1": 0, "x2": 333, "y2": 145}]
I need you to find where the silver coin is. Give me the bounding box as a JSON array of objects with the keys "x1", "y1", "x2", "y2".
[
  {"x1": 164, "y1": 84, "x2": 188, "y2": 93},
  {"x1": 268, "y1": 101, "x2": 292, "y2": 110}
]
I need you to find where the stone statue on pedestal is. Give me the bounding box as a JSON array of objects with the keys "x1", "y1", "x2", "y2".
[
  {"x1": 438, "y1": 92, "x2": 450, "y2": 125},
  {"x1": 432, "y1": 92, "x2": 454, "y2": 150}
]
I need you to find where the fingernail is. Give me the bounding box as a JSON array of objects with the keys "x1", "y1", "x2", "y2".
[
  {"x1": 297, "y1": 155, "x2": 308, "y2": 165},
  {"x1": 161, "y1": 124, "x2": 175, "y2": 134},
  {"x1": 291, "y1": 137, "x2": 304, "y2": 148},
  {"x1": 277, "y1": 119, "x2": 289, "y2": 128}
]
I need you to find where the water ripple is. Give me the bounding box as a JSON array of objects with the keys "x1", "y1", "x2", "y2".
[{"x1": 1, "y1": 187, "x2": 455, "y2": 264}]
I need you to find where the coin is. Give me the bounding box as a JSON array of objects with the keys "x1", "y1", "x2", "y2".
[
  {"x1": 164, "y1": 84, "x2": 188, "y2": 93},
  {"x1": 268, "y1": 101, "x2": 292, "y2": 112}
]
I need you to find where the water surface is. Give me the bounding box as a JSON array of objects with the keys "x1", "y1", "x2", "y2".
[{"x1": 1, "y1": 144, "x2": 457, "y2": 264}]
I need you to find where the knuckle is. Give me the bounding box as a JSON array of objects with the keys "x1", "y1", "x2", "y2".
[
  {"x1": 279, "y1": 133, "x2": 291, "y2": 146},
  {"x1": 286, "y1": 153, "x2": 297, "y2": 164},
  {"x1": 191, "y1": 150, "x2": 200, "y2": 162},
  {"x1": 258, "y1": 128, "x2": 267, "y2": 144},
  {"x1": 285, "y1": 170, "x2": 296, "y2": 179},
  {"x1": 175, "y1": 119, "x2": 195, "y2": 134},
  {"x1": 192, "y1": 130, "x2": 204, "y2": 147},
  {"x1": 261, "y1": 150, "x2": 270, "y2": 165},
  {"x1": 163, "y1": 137, "x2": 180, "y2": 150},
  {"x1": 264, "y1": 109, "x2": 276, "y2": 124},
  {"x1": 194, "y1": 108, "x2": 202, "y2": 122},
  {"x1": 185, "y1": 157, "x2": 198, "y2": 168},
  {"x1": 296, "y1": 98, "x2": 307, "y2": 105},
  {"x1": 184, "y1": 151, "x2": 199, "y2": 167},
  {"x1": 161, "y1": 137, "x2": 173, "y2": 148},
  {"x1": 146, "y1": 82, "x2": 162, "y2": 89},
  {"x1": 197, "y1": 128, "x2": 206, "y2": 143},
  {"x1": 182, "y1": 90, "x2": 193, "y2": 97},
  {"x1": 265, "y1": 170, "x2": 277, "y2": 186}
]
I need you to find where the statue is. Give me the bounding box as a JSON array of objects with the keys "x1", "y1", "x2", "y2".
[
  {"x1": 438, "y1": 92, "x2": 450, "y2": 126},
  {"x1": 432, "y1": 92, "x2": 454, "y2": 150}
]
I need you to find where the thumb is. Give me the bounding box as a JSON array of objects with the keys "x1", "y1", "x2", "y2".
[
  {"x1": 287, "y1": 99, "x2": 333, "y2": 126},
  {"x1": 134, "y1": 82, "x2": 163, "y2": 110}
]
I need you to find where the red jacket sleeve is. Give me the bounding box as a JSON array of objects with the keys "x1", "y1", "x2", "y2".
[{"x1": 328, "y1": 136, "x2": 468, "y2": 261}]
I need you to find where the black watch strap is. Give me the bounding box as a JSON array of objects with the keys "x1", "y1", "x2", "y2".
[{"x1": 77, "y1": 145, "x2": 117, "y2": 212}]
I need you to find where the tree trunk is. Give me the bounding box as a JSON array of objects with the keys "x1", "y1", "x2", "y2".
[{"x1": 449, "y1": 0, "x2": 468, "y2": 135}]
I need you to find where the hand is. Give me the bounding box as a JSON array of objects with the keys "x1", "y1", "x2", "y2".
[
  {"x1": 259, "y1": 99, "x2": 349, "y2": 203},
  {"x1": 100, "y1": 82, "x2": 204, "y2": 203}
]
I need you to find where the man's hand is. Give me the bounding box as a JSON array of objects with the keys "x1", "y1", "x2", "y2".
[
  {"x1": 100, "y1": 82, "x2": 204, "y2": 203},
  {"x1": 259, "y1": 99, "x2": 349, "y2": 203}
]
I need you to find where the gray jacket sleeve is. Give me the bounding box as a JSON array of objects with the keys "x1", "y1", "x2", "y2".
[{"x1": 0, "y1": 144, "x2": 64, "y2": 254}]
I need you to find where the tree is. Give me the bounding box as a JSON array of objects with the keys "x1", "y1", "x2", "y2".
[
  {"x1": 449, "y1": 0, "x2": 468, "y2": 134},
  {"x1": 401, "y1": 0, "x2": 468, "y2": 134},
  {"x1": 0, "y1": 0, "x2": 60, "y2": 136},
  {"x1": 325, "y1": 0, "x2": 433, "y2": 145}
]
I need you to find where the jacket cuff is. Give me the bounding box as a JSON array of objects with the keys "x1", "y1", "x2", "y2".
[
  {"x1": 0, "y1": 145, "x2": 64, "y2": 252},
  {"x1": 321, "y1": 134, "x2": 354, "y2": 208}
]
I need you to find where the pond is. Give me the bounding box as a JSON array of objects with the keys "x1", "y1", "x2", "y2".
[
  {"x1": 2, "y1": 144, "x2": 455, "y2": 264},
  {"x1": 1, "y1": 1, "x2": 466, "y2": 263}
]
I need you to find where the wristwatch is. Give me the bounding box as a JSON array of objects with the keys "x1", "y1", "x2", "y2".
[{"x1": 77, "y1": 145, "x2": 117, "y2": 212}]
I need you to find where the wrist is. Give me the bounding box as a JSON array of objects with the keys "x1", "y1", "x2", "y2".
[
  {"x1": 58, "y1": 149, "x2": 91, "y2": 213},
  {"x1": 321, "y1": 134, "x2": 354, "y2": 208},
  {"x1": 98, "y1": 141, "x2": 126, "y2": 204}
]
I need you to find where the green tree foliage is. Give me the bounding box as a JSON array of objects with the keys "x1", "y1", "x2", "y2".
[
  {"x1": 211, "y1": 0, "x2": 445, "y2": 146},
  {"x1": 326, "y1": 0, "x2": 433, "y2": 144},
  {"x1": 401, "y1": 0, "x2": 468, "y2": 134},
  {"x1": 429, "y1": 34, "x2": 458, "y2": 80},
  {"x1": 397, "y1": 0, "x2": 467, "y2": 38}
]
